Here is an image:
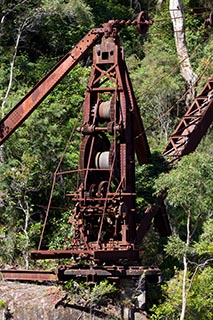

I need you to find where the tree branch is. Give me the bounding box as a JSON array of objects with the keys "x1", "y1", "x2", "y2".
[{"x1": 1, "y1": 0, "x2": 28, "y2": 25}]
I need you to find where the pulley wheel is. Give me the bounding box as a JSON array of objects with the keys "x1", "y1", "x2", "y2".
[{"x1": 137, "y1": 11, "x2": 152, "y2": 35}]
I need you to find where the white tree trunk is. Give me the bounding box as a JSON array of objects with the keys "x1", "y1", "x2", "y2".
[
  {"x1": 180, "y1": 253, "x2": 187, "y2": 320},
  {"x1": 169, "y1": 0, "x2": 197, "y2": 106},
  {"x1": 1, "y1": 29, "x2": 22, "y2": 117},
  {"x1": 19, "y1": 197, "x2": 30, "y2": 270},
  {"x1": 0, "y1": 27, "x2": 22, "y2": 163},
  {"x1": 180, "y1": 209, "x2": 191, "y2": 320},
  {"x1": 169, "y1": 0, "x2": 197, "y2": 86}
]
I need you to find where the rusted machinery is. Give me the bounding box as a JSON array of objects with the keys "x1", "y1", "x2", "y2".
[
  {"x1": 31, "y1": 16, "x2": 154, "y2": 262},
  {"x1": 0, "y1": 12, "x2": 163, "y2": 267},
  {"x1": 0, "y1": 11, "x2": 212, "y2": 283}
]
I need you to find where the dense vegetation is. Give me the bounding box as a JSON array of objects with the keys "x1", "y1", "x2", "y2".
[{"x1": 0, "y1": 0, "x2": 213, "y2": 319}]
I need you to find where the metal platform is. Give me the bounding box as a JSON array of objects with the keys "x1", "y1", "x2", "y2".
[
  {"x1": 31, "y1": 249, "x2": 140, "y2": 261},
  {"x1": 0, "y1": 265, "x2": 160, "y2": 282}
]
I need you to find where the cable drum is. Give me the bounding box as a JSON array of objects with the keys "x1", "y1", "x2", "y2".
[
  {"x1": 98, "y1": 101, "x2": 111, "y2": 120},
  {"x1": 95, "y1": 151, "x2": 111, "y2": 169},
  {"x1": 79, "y1": 133, "x2": 111, "y2": 186},
  {"x1": 95, "y1": 95, "x2": 117, "y2": 123}
]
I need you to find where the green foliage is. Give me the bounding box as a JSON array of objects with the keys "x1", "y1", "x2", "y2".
[
  {"x1": 155, "y1": 152, "x2": 213, "y2": 233},
  {"x1": 85, "y1": 0, "x2": 132, "y2": 26},
  {"x1": 89, "y1": 280, "x2": 117, "y2": 304},
  {"x1": 151, "y1": 152, "x2": 213, "y2": 319},
  {"x1": 165, "y1": 234, "x2": 193, "y2": 261},
  {"x1": 150, "y1": 266, "x2": 213, "y2": 320},
  {"x1": 0, "y1": 32, "x2": 90, "y2": 264},
  {"x1": 0, "y1": 60, "x2": 89, "y2": 256},
  {"x1": 48, "y1": 210, "x2": 74, "y2": 249},
  {"x1": 0, "y1": 0, "x2": 95, "y2": 60},
  {"x1": 187, "y1": 266, "x2": 213, "y2": 319},
  {"x1": 0, "y1": 300, "x2": 6, "y2": 309},
  {"x1": 139, "y1": 228, "x2": 165, "y2": 266},
  {"x1": 127, "y1": 6, "x2": 185, "y2": 144},
  {"x1": 63, "y1": 279, "x2": 118, "y2": 310},
  {"x1": 150, "y1": 270, "x2": 188, "y2": 320},
  {"x1": 136, "y1": 152, "x2": 165, "y2": 212},
  {"x1": 193, "y1": 219, "x2": 213, "y2": 255},
  {"x1": 150, "y1": 218, "x2": 213, "y2": 320}
]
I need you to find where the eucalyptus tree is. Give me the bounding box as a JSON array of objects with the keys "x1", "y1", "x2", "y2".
[{"x1": 152, "y1": 152, "x2": 213, "y2": 319}]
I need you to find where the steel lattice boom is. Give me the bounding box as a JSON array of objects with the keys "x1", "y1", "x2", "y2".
[{"x1": 163, "y1": 75, "x2": 213, "y2": 161}]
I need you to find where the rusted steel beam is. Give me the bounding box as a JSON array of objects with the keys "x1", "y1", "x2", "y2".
[
  {"x1": 31, "y1": 249, "x2": 93, "y2": 259},
  {"x1": 93, "y1": 249, "x2": 139, "y2": 261},
  {"x1": 136, "y1": 194, "x2": 171, "y2": 245},
  {"x1": 0, "y1": 31, "x2": 101, "y2": 145},
  {"x1": 123, "y1": 61, "x2": 150, "y2": 165},
  {"x1": 31, "y1": 249, "x2": 139, "y2": 261},
  {"x1": 60, "y1": 265, "x2": 160, "y2": 278},
  {"x1": 163, "y1": 76, "x2": 213, "y2": 161},
  {"x1": 0, "y1": 269, "x2": 57, "y2": 281}
]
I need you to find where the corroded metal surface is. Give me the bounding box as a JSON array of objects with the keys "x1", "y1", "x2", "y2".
[
  {"x1": 163, "y1": 75, "x2": 213, "y2": 161},
  {"x1": 0, "y1": 269, "x2": 57, "y2": 281},
  {"x1": 66, "y1": 26, "x2": 150, "y2": 259},
  {"x1": 39, "y1": 16, "x2": 151, "y2": 262},
  {"x1": 0, "y1": 265, "x2": 160, "y2": 281},
  {"x1": 60, "y1": 265, "x2": 160, "y2": 279}
]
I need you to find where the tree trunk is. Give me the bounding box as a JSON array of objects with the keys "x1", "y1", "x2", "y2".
[
  {"x1": 180, "y1": 209, "x2": 191, "y2": 320},
  {"x1": 0, "y1": 27, "x2": 22, "y2": 163},
  {"x1": 180, "y1": 253, "x2": 187, "y2": 320},
  {"x1": 169, "y1": 0, "x2": 197, "y2": 107}
]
